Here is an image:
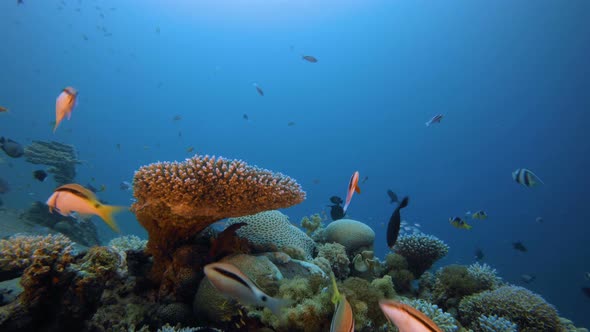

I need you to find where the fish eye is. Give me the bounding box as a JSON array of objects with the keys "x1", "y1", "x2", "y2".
[
  {"x1": 94, "y1": 203, "x2": 100, "y2": 208},
  {"x1": 261, "y1": 295, "x2": 267, "y2": 302}
]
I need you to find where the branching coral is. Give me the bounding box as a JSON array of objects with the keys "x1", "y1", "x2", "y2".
[
  {"x1": 458, "y1": 285, "x2": 564, "y2": 332},
  {"x1": 227, "y1": 210, "x2": 315, "y2": 259},
  {"x1": 477, "y1": 315, "x2": 517, "y2": 332},
  {"x1": 396, "y1": 298, "x2": 458, "y2": 332},
  {"x1": 24, "y1": 140, "x2": 81, "y2": 185},
  {"x1": 315, "y1": 243, "x2": 350, "y2": 279},
  {"x1": 467, "y1": 263, "x2": 502, "y2": 290},
  {"x1": 108, "y1": 235, "x2": 147, "y2": 253},
  {"x1": 393, "y1": 234, "x2": 449, "y2": 277},
  {"x1": 131, "y1": 154, "x2": 305, "y2": 279}
]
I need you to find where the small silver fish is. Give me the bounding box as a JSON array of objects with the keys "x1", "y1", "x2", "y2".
[
  {"x1": 204, "y1": 262, "x2": 289, "y2": 316},
  {"x1": 425, "y1": 114, "x2": 443, "y2": 126}
]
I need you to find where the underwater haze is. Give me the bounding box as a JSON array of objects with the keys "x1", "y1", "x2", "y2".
[{"x1": 1, "y1": 0, "x2": 590, "y2": 330}]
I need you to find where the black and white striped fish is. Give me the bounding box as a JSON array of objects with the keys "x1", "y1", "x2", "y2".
[
  {"x1": 204, "y1": 262, "x2": 289, "y2": 316},
  {"x1": 512, "y1": 168, "x2": 544, "y2": 187}
]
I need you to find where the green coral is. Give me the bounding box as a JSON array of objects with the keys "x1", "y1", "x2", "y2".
[
  {"x1": 339, "y1": 277, "x2": 390, "y2": 330},
  {"x1": 370, "y1": 275, "x2": 396, "y2": 299},
  {"x1": 459, "y1": 285, "x2": 564, "y2": 332},
  {"x1": 315, "y1": 243, "x2": 350, "y2": 279},
  {"x1": 300, "y1": 214, "x2": 322, "y2": 236},
  {"x1": 384, "y1": 253, "x2": 415, "y2": 294},
  {"x1": 433, "y1": 265, "x2": 488, "y2": 310}
]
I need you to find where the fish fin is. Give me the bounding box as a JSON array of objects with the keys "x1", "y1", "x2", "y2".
[
  {"x1": 355, "y1": 184, "x2": 361, "y2": 194},
  {"x1": 67, "y1": 111, "x2": 72, "y2": 120},
  {"x1": 425, "y1": 121, "x2": 430, "y2": 127},
  {"x1": 96, "y1": 205, "x2": 126, "y2": 233},
  {"x1": 330, "y1": 272, "x2": 342, "y2": 305},
  {"x1": 399, "y1": 196, "x2": 409, "y2": 209},
  {"x1": 53, "y1": 122, "x2": 59, "y2": 133}
]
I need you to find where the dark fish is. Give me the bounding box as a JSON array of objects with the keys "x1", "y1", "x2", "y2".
[
  {"x1": 386, "y1": 196, "x2": 409, "y2": 249},
  {"x1": 312, "y1": 178, "x2": 320, "y2": 184},
  {"x1": 474, "y1": 248, "x2": 484, "y2": 261},
  {"x1": 173, "y1": 115, "x2": 182, "y2": 121},
  {"x1": 287, "y1": 121, "x2": 296, "y2": 126},
  {"x1": 535, "y1": 216, "x2": 544, "y2": 223},
  {"x1": 0, "y1": 178, "x2": 9, "y2": 194},
  {"x1": 254, "y1": 83, "x2": 264, "y2": 96},
  {"x1": 330, "y1": 204, "x2": 344, "y2": 221},
  {"x1": 512, "y1": 241, "x2": 527, "y2": 252},
  {"x1": 582, "y1": 287, "x2": 590, "y2": 298},
  {"x1": 387, "y1": 189, "x2": 398, "y2": 203},
  {"x1": 302, "y1": 55, "x2": 318, "y2": 63},
  {"x1": 116, "y1": 143, "x2": 121, "y2": 150},
  {"x1": 243, "y1": 113, "x2": 249, "y2": 121},
  {"x1": 0, "y1": 137, "x2": 24, "y2": 158},
  {"x1": 521, "y1": 274, "x2": 536, "y2": 283},
  {"x1": 17, "y1": 0, "x2": 24, "y2": 4},
  {"x1": 361, "y1": 176, "x2": 368, "y2": 184},
  {"x1": 330, "y1": 196, "x2": 343, "y2": 205},
  {"x1": 33, "y1": 170, "x2": 48, "y2": 182}
]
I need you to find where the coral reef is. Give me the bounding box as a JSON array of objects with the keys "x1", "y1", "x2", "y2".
[
  {"x1": 323, "y1": 218, "x2": 375, "y2": 255},
  {"x1": 459, "y1": 285, "x2": 564, "y2": 331},
  {"x1": 397, "y1": 298, "x2": 458, "y2": 332},
  {"x1": 24, "y1": 140, "x2": 81, "y2": 186},
  {"x1": 300, "y1": 213, "x2": 322, "y2": 235},
  {"x1": 131, "y1": 154, "x2": 305, "y2": 280},
  {"x1": 227, "y1": 210, "x2": 315, "y2": 259},
  {"x1": 466, "y1": 262, "x2": 502, "y2": 290},
  {"x1": 477, "y1": 315, "x2": 517, "y2": 332},
  {"x1": 432, "y1": 265, "x2": 491, "y2": 311},
  {"x1": 20, "y1": 201, "x2": 100, "y2": 247},
  {"x1": 383, "y1": 253, "x2": 416, "y2": 294},
  {"x1": 109, "y1": 235, "x2": 147, "y2": 253},
  {"x1": 393, "y1": 234, "x2": 449, "y2": 277},
  {"x1": 315, "y1": 243, "x2": 350, "y2": 279}
]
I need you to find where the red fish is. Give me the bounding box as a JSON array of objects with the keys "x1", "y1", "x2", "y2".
[
  {"x1": 342, "y1": 171, "x2": 360, "y2": 213},
  {"x1": 54, "y1": 86, "x2": 78, "y2": 133},
  {"x1": 379, "y1": 300, "x2": 442, "y2": 332},
  {"x1": 425, "y1": 114, "x2": 443, "y2": 127}
]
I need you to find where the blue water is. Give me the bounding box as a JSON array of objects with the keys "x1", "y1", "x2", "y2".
[{"x1": 1, "y1": 0, "x2": 589, "y2": 327}]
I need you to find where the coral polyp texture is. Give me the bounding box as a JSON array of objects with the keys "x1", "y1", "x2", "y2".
[
  {"x1": 393, "y1": 234, "x2": 449, "y2": 277},
  {"x1": 131, "y1": 154, "x2": 305, "y2": 278}
]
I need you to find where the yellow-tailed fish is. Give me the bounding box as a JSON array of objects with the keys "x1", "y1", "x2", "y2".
[
  {"x1": 379, "y1": 300, "x2": 442, "y2": 332},
  {"x1": 330, "y1": 272, "x2": 354, "y2": 332},
  {"x1": 204, "y1": 262, "x2": 289, "y2": 316},
  {"x1": 46, "y1": 183, "x2": 125, "y2": 232},
  {"x1": 471, "y1": 210, "x2": 487, "y2": 220},
  {"x1": 54, "y1": 86, "x2": 78, "y2": 133},
  {"x1": 449, "y1": 216, "x2": 472, "y2": 230},
  {"x1": 512, "y1": 168, "x2": 544, "y2": 187}
]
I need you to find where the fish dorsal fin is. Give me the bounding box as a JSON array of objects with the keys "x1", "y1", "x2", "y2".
[
  {"x1": 330, "y1": 272, "x2": 342, "y2": 305},
  {"x1": 56, "y1": 183, "x2": 98, "y2": 202},
  {"x1": 381, "y1": 300, "x2": 443, "y2": 332}
]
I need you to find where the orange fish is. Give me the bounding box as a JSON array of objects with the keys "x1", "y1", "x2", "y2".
[
  {"x1": 379, "y1": 300, "x2": 442, "y2": 332},
  {"x1": 0, "y1": 106, "x2": 8, "y2": 113},
  {"x1": 343, "y1": 171, "x2": 360, "y2": 213},
  {"x1": 330, "y1": 272, "x2": 354, "y2": 332},
  {"x1": 54, "y1": 86, "x2": 78, "y2": 133},
  {"x1": 46, "y1": 183, "x2": 125, "y2": 232}
]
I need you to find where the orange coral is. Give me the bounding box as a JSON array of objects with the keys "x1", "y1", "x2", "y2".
[{"x1": 131, "y1": 154, "x2": 305, "y2": 280}]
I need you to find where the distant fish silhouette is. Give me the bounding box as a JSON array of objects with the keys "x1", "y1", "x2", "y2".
[
  {"x1": 302, "y1": 55, "x2": 318, "y2": 63},
  {"x1": 330, "y1": 196, "x2": 343, "y2": 205},
  {"x1": 253, "y1": 83, "x2": 264, "y2": 96},
  {"x1": 330, "y1": 204, "x2": 344, "y2": 221},
  {"x1": 386, "y1": 197, "x2": 409, "y2": 249},
  {"x1": 474, "y1": 248, "x2": 484, "y2": 261},
  {"x1": 512, "y1": 241, "x2": 527, "y2": 252},
  {"x1": 581, "y1": 287, "x2": 590, "y2": 299},
  {"x1": 387, "y1": 189, "x2": 398, "y2": 204}
]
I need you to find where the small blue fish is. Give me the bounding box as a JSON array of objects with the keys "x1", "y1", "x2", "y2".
[{"x1": 512, "y1": 168, "x2": 544, "y2": 187}]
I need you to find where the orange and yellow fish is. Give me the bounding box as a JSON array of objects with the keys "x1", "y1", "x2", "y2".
[
  {"x1": 46, "y1": 183, "x2": 125, "y2": 232},
  {"x1": 343, "y1": 171, "x2": 361, "y2": 213},
  {"x1": 379, "y1": 300, "x2": 442, "y2": 332},
  {"x1": 54, "y1": 86, "x2": 78, "y2": 133},
  {"x1": 330, "y1": 272, "x2": 354, "y2": 332}
]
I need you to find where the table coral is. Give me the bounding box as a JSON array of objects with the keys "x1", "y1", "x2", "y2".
[
  {"x1": 24, "y1": 140, "x2": 81, "y2": 186},
  {"x1": 131, "y1": 154, "x2": 305, "y2": 279},
  {"x1": 227, "y1": 210, "x2": 315, "y2": 260},
  {"x1": 393, "y1": 234, "x2": 449, "y2": 277}
]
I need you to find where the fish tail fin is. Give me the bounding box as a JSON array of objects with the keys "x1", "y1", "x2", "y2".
[
  {"x1": 425, "y1": 121, "x2": 430, "y2": 127},
  {"x1": 342, "y1": 203, "x2": 349, "y2": 214},
  {"x1": 330, "y1": 272, "x2": 342, "y2": 305},
  {"x1": 97, "y1": 205, "x2": 126, "y2": 233},
  {"x1": 52, "y1": 124, "x2": 58, "y2": 133},
  {"x1": 399, "y1": 196, "x2": 409, "y2": 209}
]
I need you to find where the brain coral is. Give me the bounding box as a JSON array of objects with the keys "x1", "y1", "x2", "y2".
[
  {"x1": 131, "y1": 154, "x2": 305, "y2": 278},
  {"x1": 458, "y1": 285, "x2": 564, "y2": 332},
  {"x1": 393, "y1": 234, "x2": 449, "y2": 277},
  {"x1": 227, "y1": 210, "x2": 315, "y2": 259},
  {"x1": 324, "y1": 218, "x2": 375, "y2": 254}
]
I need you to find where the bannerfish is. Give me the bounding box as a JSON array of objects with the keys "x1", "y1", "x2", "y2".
[
  {"x1": 387, "y1": 189, "x2": 398, "y2": 204},
  {"x1": 0, "y1": 106, "x2": 8, "y2": 113},
  {"x1": 449, "y1": 216, "x2": 472, "y2": 230},
  {"x1": 521, "y1": 274, "x2": 536, "y2": 283},
  {"x1": 253, "y1": 83, "x2": 264, "y2": 96},
  {"x1": 512, "y1": 241, "x2": 527, "y2": 252},
  {"x1": 46, "y1": 183, "x2": 125, "y2": 232},
  {"x1": 330, "y1": 204, "x2": 345, "y2": 221},
  {"x1": 330, "y1": 196, "x2": 343, "y2": 205},
  {"x1": 33, "y1": 170, "x2": 48, "y2": 182},
  {"x1": 386, "y1": 196, "x2": 409, "y2": 249},
  {"x1": 581, "y1": 287, "x2": 590, "y2": 299},
  {"x1": 302, "y1": 55, "x2": 318, "y2": 63},
  {"x1": 330, "y1": 272, "x2": 354, "y2": 332},
  {"x1": 379, "y1": 300, "x2": 443, "y2": 332},
  {"x1": 204, "y1": 262, "x2": 289, "y2": 316},
  {"x1": 0, "y1": 137, "x2": 24, "y2": 158},
  {"x1": 425, "y1": 114, "x2": 443, "y2": 127},
  {"x1": 471, "y1": 210, "x2": 488, "y2": 220},
  {"x1": 475, "y1": 248, "x2": 484, "y2": 261},
  {"x1": 512, "y1": 168, "x2": 544, "y2": 187},
  {"x1": 54, "y1": 86, "x2": 78, "y2": 133},
  {"x1": 343, "y1": 171, "x2": 361, "y2": 213}
]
